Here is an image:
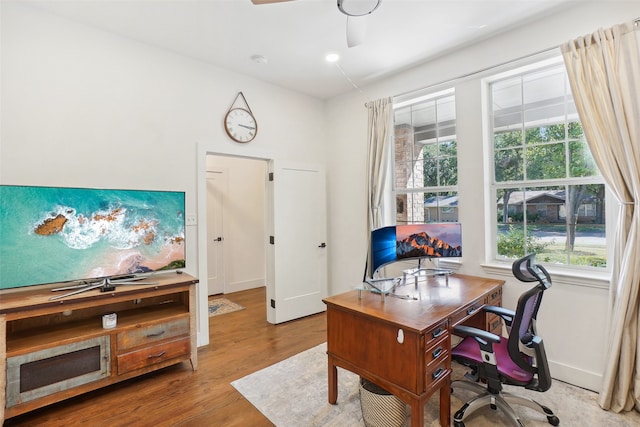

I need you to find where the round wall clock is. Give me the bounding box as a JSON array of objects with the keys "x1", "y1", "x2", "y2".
[{"x1": 224, "y1": 107, "x2": 257, "y2": 143}]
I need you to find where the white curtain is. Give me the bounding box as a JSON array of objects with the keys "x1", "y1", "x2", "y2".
[
  {"x1": 561, "y1": 21, "x2": 640, "y2": 412},
  {"x1": 363, "y1": 97, "x2": 393, "y2": 281},
  {"x1": 366, "y1": 97, "x2": 393, "y2": 231}
]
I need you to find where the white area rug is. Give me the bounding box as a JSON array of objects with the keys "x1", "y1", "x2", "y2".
[
  {"x1": 232, "y1": 343, "x2": 362, "y2": 426},
  {"x1": 232, "y1": 343, "x2": 640, "y2": 427}
]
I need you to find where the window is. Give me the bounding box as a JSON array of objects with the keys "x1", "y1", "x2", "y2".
[
  {"x1": 393, "y1": 90, "x2": 457, "y2": 225},
  {"x1": 490, "y1": 61, "x2": 606, "y2": 268}
]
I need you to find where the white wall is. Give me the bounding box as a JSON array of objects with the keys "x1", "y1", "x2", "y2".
[
  {"x1": 206, "y1": 155, "x2": 266, "y2": 294},
  {"x1": 0, "y1": 2, "x2": 326, "y2": 346},
  {"x1": 325, "y1": 2, "x2": 640, "y2": 391}
]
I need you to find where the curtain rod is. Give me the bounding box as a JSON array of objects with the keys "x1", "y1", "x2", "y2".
[
  {"x1": 390, "y1": 16, "x2": 640, "y2": 103},
  {"x1": 391, "y1": 45, "x2": 558, "y2": 102}
]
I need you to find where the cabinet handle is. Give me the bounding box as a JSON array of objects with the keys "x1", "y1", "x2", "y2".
[
  {"x1": 432, "y1": 327, "x2": 445, "y2": 338},
  {"x1": 148, "y1": 351, "x2": 166, "y2": 359},
  {"x1": 432, "y1": 367, "x2": 445, "y2": 380},
  {"x1": 432, "y1": 347, "x2": 443, "y2": 359},
  {"x1": 146, "y1": 330, "x2": 166, "y2": 338}
]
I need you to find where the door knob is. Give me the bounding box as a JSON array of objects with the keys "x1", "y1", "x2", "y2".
[
  {"x1": 318, "y1": 242, "x2": 327, "y2": 248},
  {"x1": 214, "y1": 237, "x2": 224, "y2": 242}
]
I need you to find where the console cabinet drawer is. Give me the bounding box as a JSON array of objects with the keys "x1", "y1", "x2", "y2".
[
  {"x1": 117, "y1": 336, "x2": 191, "y2": 374},
  {"x1": 6, "y1": 336, "x2": 110, "y2": 407},
  {"x1": 117, "y1": 316, "x2": 189, "y2": 351}
]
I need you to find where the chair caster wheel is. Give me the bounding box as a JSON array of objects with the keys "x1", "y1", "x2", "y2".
[
  {"x1": 547, "y1": 415, "x2": 560, "y2": 426},
  {"x1": 454, "y1": 421, "x2": 465, "y2": 427}
]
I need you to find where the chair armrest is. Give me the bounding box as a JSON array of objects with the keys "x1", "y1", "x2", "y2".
[
  {"x1": 454, "y1": 325, "x2": 501, "y2": 353},
  {"x1": 484, "y1": 305, "x2": 515, "y2": 327}
]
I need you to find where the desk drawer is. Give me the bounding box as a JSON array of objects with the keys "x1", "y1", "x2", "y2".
[
  {"x1": 117, "y1": 317, "x2": 189, "y2": 351},
  {"x1": 425, "y1": 320, "x2": 449, "y2": 347},
  {"x1": 425, "y1": 360, "x2": 449, "y2": 391},
  {"x1": 117, "y1": 336, "x2": 190, "y2": 374},
  {"x1": 450, "y1": 301, "x2": 483, "y2": 328},
  {"x1": 487, "y1": 314, "x2": 503, "y2": 336},
  {"x1": 486, "y1": 288, "x2": 502, "y2": 306},
  {"x1": 425, "y1": 335, "x2": 448, "y2": 368}
]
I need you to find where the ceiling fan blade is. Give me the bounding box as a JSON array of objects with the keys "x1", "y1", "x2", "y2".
[
  {"x1": 346, "y1": 15, "x2": 366, "y2": 48},
  {"x1": 251, "y1": 0, "x2": 294, "y2": 4}
]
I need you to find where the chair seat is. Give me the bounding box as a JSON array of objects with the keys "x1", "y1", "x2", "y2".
[{"x1": 452, "y1": 336, "x2": 534, "y2": 385}]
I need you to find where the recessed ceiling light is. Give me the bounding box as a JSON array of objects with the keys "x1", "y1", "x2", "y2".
[{"x1": 325, "y1": 53, "x2": 340, "y2": 63}]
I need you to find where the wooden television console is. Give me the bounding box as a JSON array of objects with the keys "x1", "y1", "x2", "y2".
[{"x1": 0, "y1": 272, "x2": 198, "y2": 422}]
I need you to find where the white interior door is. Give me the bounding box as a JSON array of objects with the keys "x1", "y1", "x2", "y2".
[
  {"x1": 206, "y1": 170, "x2": 226, "y2": 295},
  {"x1": 268, "y1": 162, "x2": 327, "y2": 324}
]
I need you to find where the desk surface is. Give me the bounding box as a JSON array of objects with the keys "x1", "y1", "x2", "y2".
[
  {"x1": 323, "y1": 273, "x2": 504, "y2": 427},
  {"x1": 323, "y1": 274, "x2": 503, "y2": 332}
]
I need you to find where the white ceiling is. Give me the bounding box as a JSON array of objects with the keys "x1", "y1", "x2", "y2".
[{"x1": 23, "y1": 0, "x2": 573, "y2": 100}]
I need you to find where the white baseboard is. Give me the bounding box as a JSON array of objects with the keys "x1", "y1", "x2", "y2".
[
  {"x1": 549, "y1": 359, "x2": 602, "y2": 393},
  {"x1": 225, "y1": 278, "x2": 264, "y2": 294}
]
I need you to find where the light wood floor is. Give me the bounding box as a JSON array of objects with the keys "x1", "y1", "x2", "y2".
[{"x1": 4, "y1": 287, "x2": 327, "y2": 427}]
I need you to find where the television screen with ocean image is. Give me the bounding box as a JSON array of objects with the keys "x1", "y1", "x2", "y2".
[{"x1": 0, "y1": 185, "x2": 186, "y2": 290}]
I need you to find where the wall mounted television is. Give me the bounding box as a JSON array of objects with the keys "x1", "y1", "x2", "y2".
[
  {"x1": 369, "y1": 222, "x2": 462, "y2": 278},
  {"x1": 0, "y1": 185, "x2": 186, "y2": 291}
]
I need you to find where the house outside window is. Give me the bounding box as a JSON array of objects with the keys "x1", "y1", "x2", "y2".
[
  {"x1": 489, "y1": 59, "x2": 606, "y2": 268},
  {"x1": 393, "y1": 90, "x2": 457, "y2": 226}
]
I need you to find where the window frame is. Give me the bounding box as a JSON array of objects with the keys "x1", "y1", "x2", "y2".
[
  {"x1": 392, "y1": 88, "x2": 459, "y2": 226},
  {"x1": 484, "y1": 56, "x2": 612, "y2": 282}
]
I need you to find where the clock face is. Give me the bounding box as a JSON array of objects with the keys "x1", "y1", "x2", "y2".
[{"x1": 224, "y1": 108, "x2": 257, "y2": 143}]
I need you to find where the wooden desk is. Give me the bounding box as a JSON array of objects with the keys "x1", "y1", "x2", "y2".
[{"x1": 323, "y1": 274, "x2": 503, "y2": 427}]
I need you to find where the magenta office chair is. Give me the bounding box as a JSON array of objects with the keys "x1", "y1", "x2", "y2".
[{"x1": 450, "y1": 254, "x2": 560, "y2": 427}]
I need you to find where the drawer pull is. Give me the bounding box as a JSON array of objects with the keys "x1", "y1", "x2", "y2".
[
  {"x1": 466, "y1": 306, "x2": 478, "y2": 315},
  {"x1": 491, "y1": 320, "x2": 501, "y2": 330},
  {"x1": 490, "y1": 291, "x2": 500, "y2": 300},
  {"x1": 432, "y1": 367, "x2": 445, "y2": 380},
  {"x1": 432, "y1": 327, "x2": 445, "y2": 339},
  {"x1": 147, "y1": 351, "x2": 166, "y2": 359},
  {"x1": 146, "y1": 330, "x2": 166, "y2": 338},
  {"x1": 432, "y1": 347, "x2": 443, "y2": 359}
]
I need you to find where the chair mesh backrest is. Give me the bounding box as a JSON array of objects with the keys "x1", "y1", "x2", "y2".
[
  {"x1": 518, "y1": 290, "x2": 541, "y2": 344},
  {"x1": 508, "y1": 254, "x2": 552, "y2": 385}
]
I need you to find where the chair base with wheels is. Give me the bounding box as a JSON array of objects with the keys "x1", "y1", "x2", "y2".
[{"x1": 451, "y1": 379, "x2": 559, "y2": 427}]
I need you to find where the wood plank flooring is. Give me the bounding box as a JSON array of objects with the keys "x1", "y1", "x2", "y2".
[{"x1": 4, "y1": 287, "x2": 327, "y2": 427}]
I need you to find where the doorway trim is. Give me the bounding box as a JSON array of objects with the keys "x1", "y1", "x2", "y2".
[{"x1": 196, "y1": 142, "x2": 275, "y2": 347}]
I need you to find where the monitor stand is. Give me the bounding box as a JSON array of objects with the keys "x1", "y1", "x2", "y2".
[
  {"x1": 364, "y1": 277, "x2": 400, "y2": 293},
  {"x1": 402, "y1": 259, "x2": 452, "y2": 287},
  {"x1": 49, "y1": 276, "x2": 159, "y2": 301}
]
